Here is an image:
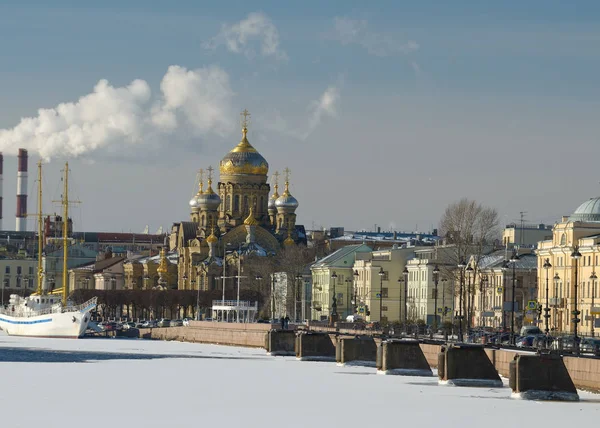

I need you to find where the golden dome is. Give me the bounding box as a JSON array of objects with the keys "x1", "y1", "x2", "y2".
[
  {"x1": 244, "y1": 207, "x2": 259, "y2": 226},
  {"x1": 157, "y1": 247, "x2": 168, "y2": 274},
  {"x1": 284, "y1": 235, "x2": 295, "y2": 246},
  {"x1": 220, "y1": 127, "x2": 268, "y2": 177},
  {"x1": 206, "y1": 232, "x2": 218, "y2": 244}
]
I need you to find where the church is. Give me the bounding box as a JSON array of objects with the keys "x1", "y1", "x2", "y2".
[{"x1": 168, "y1": 110, "x2": 306, "y2": 292}]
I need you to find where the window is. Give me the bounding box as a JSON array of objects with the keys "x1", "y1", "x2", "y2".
[
  {"x1": 28, "y1": 266, "x2": 34, "y2": 275},
  {"x1": 234, "y1": 195, "x2": 240, "y2": 212},
  {"x1": 382, "y1": 306, "x2": 388, "y2": 311},
  {"x1": 17, "y1": 266, "x2": 22, "y2": 275},
  {"x1": 4, "y1": 266, "x2": 9, "y2": 274},
  {"x1": 382, "y1": 288, "x2": 388, "y2": 298},
  {"x1": 560, "y1": 234, "x2": 566, "y2": 246}
]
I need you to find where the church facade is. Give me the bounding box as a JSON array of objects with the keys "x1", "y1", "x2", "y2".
[{"x1": 169, "y1": 110, "x2": 305, "y2": 293}]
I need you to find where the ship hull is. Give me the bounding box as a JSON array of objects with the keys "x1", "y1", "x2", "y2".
[{"x1": 0, "y1": 305, "x2": 95, "y2": 339}]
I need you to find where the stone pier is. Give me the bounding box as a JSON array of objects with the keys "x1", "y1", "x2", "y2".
[
  {"x1": 377, "y1": 340, "x2": 433, "y2": 376},
  {"x1": 438, "y1": 344, "x2": 502, "y2": 387},
  {"x1": 336, "y1": 336, "x2": 377, "y2": 367},
  {"x1": 266, "y1": 329, "x2": 296, "y2": 356},
  {"x1": 295, "y1": 331, "x2": 336, "y2": 361},
  {"x1": 509, "y1": 353, "x2": 579, "y2": 401}
]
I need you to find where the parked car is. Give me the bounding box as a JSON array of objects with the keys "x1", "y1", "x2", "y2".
[
  {"x1": 520, "y1": 326, "x2": 542, "y2": 336},
  {"x1": 580, "y1": 338, "x2": 600, "y2": 356},
  {"x1": 142, "y1": 320, "x2": 157, "y2": 328},
  {"x1": 157, "y1": 318, "x2": 171, "y2": 328},
  {"x1": 170, "y1": 319, "x2": 184, "y2": 327},
  {"x1": 552, "y1": 335, "x2": 578, "y2": 352},
  {"x1": 516, "y1": 335, "x2": 535, "y2": 348}
]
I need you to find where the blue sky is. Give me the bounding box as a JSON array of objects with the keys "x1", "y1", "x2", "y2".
[{"x1": 0, "y1": 1, "x2": 599, "y2": 233}]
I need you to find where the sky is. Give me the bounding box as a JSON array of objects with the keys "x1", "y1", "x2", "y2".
[{"x1": 0, "y1": 1, "x2": 599, "y2": 234}]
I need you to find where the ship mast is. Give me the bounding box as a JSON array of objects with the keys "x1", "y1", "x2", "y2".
[
  {"x1": 36, "y1": 161, "x2": 43, "y2": 295},
  {"x1": 62, "y1": 162, "x2": 69, "y2": 306}
]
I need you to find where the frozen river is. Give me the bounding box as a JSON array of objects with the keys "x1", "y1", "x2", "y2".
[{"x1": 0, "y1": 332, "x2": 599, "y2": 428}]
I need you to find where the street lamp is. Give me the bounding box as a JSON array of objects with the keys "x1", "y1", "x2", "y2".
[
  {"x1": 501, "y1": 260, "x2": 508, "y2": 332},
  {"x1": 192, "y1": 279, "x2": 199, "y2": 320},
  {"x1": 465, "y1": 264, "x2": 474, "y2": 334},
  {"x1": 353, "y1": 270, "x2": 359, "y2": 316},
  {"x1": 402, "y1": 267, "x2": 409, "y2": 327},
  {"x1": 378, "y1": 267, "x2": 384, "y2": 324},
  {"x1": 330, "y1": 271, "x2": 338, "y2": 324},
  {"x1": 543, "y1": 259, "x2": 552, "y2": 335},
  {"x1": 553, "y1": 273, "x2": 560, "y2": 332},
  {"x1": 441, "y1": 278, "x2": 448, "y2": 323},
  {"x1": 590, "y1": 272, "x2": 597, "y2": 337},
  {"x1": 509, "y1": 250, "x2": 520, "y2": 345},
  {"x1": 457, "y1": 260, "x2": 466, "y2": 342},
  {"x1": 432, "y1": 265, "x2": 440, "y2": 332},
  {"x1": 295, "y1": 273, "x2": 303, "y2": 322},
  {"x1": 571, "y1": 247, "x2": 582, "y2": 353}
]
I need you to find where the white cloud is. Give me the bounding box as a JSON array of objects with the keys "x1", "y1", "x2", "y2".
[
  {"x1": 204, "y1": 12, "x2": 287, "y2": 61},
  {"x1": 333, "y1": 17, "x2": 419, "y2": 57},
  {"x1": 305, "y1": 86, "x2": 340, "y2": 139},
  {"x1": 0, "y1": 65, "x2": 234, "y2": 160}
]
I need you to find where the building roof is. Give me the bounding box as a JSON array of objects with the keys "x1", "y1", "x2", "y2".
[
  {"x1": 72, "y1": 255, "x2": 126, "y2": 273},
  {"x1": 569, "y1": 197, "x2": 600, "y2": 223},
  {"x1": 73, "y1": 232, "x2": 165, "y2": 244},
  {"x1": 477, "y1": 250, "x2": 537, "y2": 270},
  {"x1": 312, "y1": 243, "x2": 372, "y2": 269}
]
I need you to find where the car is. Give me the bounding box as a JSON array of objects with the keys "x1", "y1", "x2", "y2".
[
  {"x1": 157, "y1": 318, "x2": 171, "y2": 328},
  {"x1": 580, "y1": 338, "x2": 600, "y2": 355},
  {"x1": 516, "y1": 335, "x2": 535, "y2": 348},
  {"x1": 170, "y1": 319, "x2": 183, "y2": 327},
  {"x1": 552, "y1": 335, "x2": 578, "y2": 352},
  {"x1": 520, "y1": 326, "x2": 543, "y2": 336},
  {"x1": 142, "y1": 320, "x2": 157, "y2": 328}
]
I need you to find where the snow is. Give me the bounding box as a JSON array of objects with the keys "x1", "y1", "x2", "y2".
[{"x1": 1, "y1": 332, "x2": 599, "y2": 428}]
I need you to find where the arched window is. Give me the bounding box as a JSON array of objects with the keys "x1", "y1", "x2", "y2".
[
  {"x1": 226, "y1": 195, "x2": 231, "y2": 211},
  {"x1": 234, "y1": 195, "x2": 240, "y2": 212},
  {"x1": 201, "y1": 215, "x2": 205, "y2": 227},
  {"x1": 243, "y1": 196, "x2": 248, "y2": 214},
  {"x1": 560, "y1": 234, "x2": 566, "y2": 246},
  {"x1": 260, "y1": 196, "x2": 264, "y2": 212}
]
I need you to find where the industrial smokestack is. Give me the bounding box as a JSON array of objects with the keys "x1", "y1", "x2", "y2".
[
  {"x1": 16, "y1": 148, "x2": 28, "y2": 232},
  {"x1": 0, "y1": 152, "x2": 3, "y2": 231}
]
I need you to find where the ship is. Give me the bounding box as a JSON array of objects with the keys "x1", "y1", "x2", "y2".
[{"x1": 0, "y1": 161, "x2": 97, "y2": 338}]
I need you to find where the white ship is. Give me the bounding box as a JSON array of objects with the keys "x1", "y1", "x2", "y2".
[{"x1": 0, "y1": 161, "x2": 97, "y2": 338}]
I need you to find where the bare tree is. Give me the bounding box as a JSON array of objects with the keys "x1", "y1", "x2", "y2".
[{"x1": 438, "y1": 198, "x2": 500, "y2": 334}]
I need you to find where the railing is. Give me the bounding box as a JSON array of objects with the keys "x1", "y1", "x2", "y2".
[
  {"x1": 211, "y1": 300, "x2": 258, "y2": 309},
  {"x1": 0, "y1": 297, "x2": 97, "y2": 318}
]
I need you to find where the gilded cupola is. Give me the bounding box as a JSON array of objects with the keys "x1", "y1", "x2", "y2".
[
  {"x1": 268, "y1": 170, "x2": 280, "y2": 212},
  {"x1": 219, "y1": 110, "x2": 268, "y2": 178}
]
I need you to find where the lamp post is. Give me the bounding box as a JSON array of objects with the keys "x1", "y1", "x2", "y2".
[
  {"x1": 457, "y1": 260, "x2": 466, "y2": 342},
  {"x1": 501, "y1": 260, "x2": 508, "y2": 332},
  {"x1": 254, "y1": 274, "x2": 263, "y2": 320},
  {"x1": 553, "y1": 273, "x2": 560, "y2": 332},
  {"x1": 543, "y1": 258, "x2": 552, "y2": 335},
  {"x1": 591, "y1": 272, "x2": 597, "y2": 337},
  {"x1": 441, "y1": 278, "x2": 448, "y2": 323},
  {"x1": 403, "y1": 267, "x2": 409, "y2": 330},
  {"x1": 353, "y1": 270, "x2": 359, "y2": 316},
  {"x1": 509, "y1": 250, "x2": 520, "y2": 345},
  {"x1": 330, "y1": 271, "x2": 338, "y2": 324},
  {"x1": 432, "y1": 265, "x2": 440, "y2": 332},
  {"x1": 465, "y1": 264, "x2": 474, "y2": 335},
  {"x1": 378, "y1": 267, "x2": 384, "y2": 324},
  {"x1": 481, "y1": 275, "x2": 488, "y2": 329},
  {"x1": 571, "y1": 247, "x2": 582, "y2": 353},
  {"x1": 295, "y1": 273, "x2": 303, "y2": 322}
]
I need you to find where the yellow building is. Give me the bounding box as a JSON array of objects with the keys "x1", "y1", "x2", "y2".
[{"x1": 537, "y1": 197, "x2": 600, "y2": 335}]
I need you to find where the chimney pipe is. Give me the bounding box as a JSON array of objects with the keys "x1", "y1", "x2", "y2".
[
  {"x1": 0, "y1": 152, "x2": 3, "y2": 230},
  {"x1": 16, "y1": 148, "x2": 28, "y2": 232}
]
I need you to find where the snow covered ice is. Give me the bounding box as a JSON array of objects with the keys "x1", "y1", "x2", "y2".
[{"x1": 1, "y1": 332, "x2": 599, "y2": 428}]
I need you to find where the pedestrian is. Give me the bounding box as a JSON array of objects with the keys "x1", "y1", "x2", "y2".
[
  {"x1": 280, "y1": 316, "x2": 285, "y2": 330},
  {"x1": 284, "y1": 315, "x2": 290, "y2": 329}
]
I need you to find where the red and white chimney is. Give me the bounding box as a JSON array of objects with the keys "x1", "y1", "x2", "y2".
[
  {"x1": 0, "y1": 152, "x2": 3, "y2": 230},
  {"x1": 16, "y1": 148, "x2": 28, "y2": 232}
]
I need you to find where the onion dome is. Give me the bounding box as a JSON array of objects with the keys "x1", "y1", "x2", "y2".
[
  {"x1": 244, "y1": 207, "x2": 260, "y2": 226},
  {"x1": 220, "y1": 125, "x2": 268, "y2": 177},
  {"x1": 189, "y1": 178, "x2": 204, "y2": 209},
  {"x1": 206, "y1": 230, "x2": 218, "y2": 244},
  {"x1": 283, "y1": 230, "x2": 295, "y2": 246},
  {"x1": 275, "y1": 180, "x2": 299, "y2": 213},
  {"x1": 157, "y1": 247, "x2": 168, "y2": 274},
  {"x1": 569, "y1": 197, "x2": 600, "y2": 222},
  {"x1": 199, "y1": 178, "x2": 221, "y2": 211},
  {"x1": 268, "y1": 178, "x2": 280, "y2": 212}
]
